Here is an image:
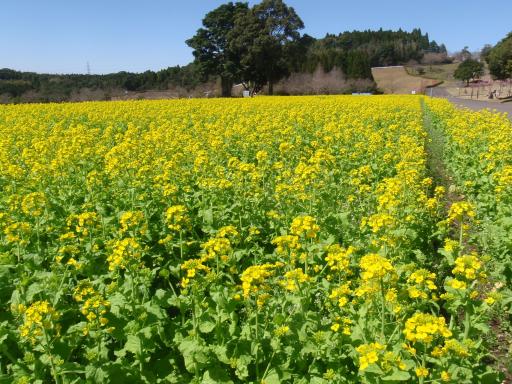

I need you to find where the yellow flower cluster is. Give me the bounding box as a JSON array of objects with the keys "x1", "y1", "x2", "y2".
[
  {"x1": 407, "y1": 269, "x2": 437, "y2": 299},
  {"x1": 67, "y1": 212, "x2": 99, "y2": 237},
  {"x1": 290, "y1": 215, "x2": 320, "y2": 238},
  {"x1": 201, "y1": 237, "x2": 232, "y2": 261},
  {"x1": 73, "y1": 282, "x2": 111, "y2": 333},
  {"x1": 330, "y1": 317, "x2": 352, "y2": 335},
  {"x1": 165, "y1": 205, "x2": 189, "y2": 231},
  {"x1": 366, "y1": 213, "x2": 395, "y2": 233},
  {"x1": 274, "y1": 325, "x2": 290, "y2": 337},
  {"x1": 445, "y1": 278, "x2": 467, "y2": 290},
  {"x1": 324, "y1": 244, "x2": 354, "y2": 273},
  {"x1": 4, "y1": 221, "x2": 30, "y2": 244},
  {"x1": 279, "y1": 268, "x2": 310, "y2": 292},
  {"x1": 494, "y1": 165, "x2": 512, "y2": 196},
  {"x1": 356, "y1": 342, "x2": 385, "y2": 370},
  {"x1": 216, "y1": 225, "x2": 239, "y2": 239},
  {"x1": 355, "y1": 254, "x2": 396, "y2": 297},
  {"x1": 19, "y1": 301, "x2": 60, "y2": 344},
  {"x1": 443, "y1": 238, "x2": 459, "y2": 253},
  {"x1": 119, "y1": 210, "x2": 146, "y2": 234},
  {"x1": 106, "y1": 237, "x2": 142, "y2": 271},
  {"x1": 431, "y1": 338, "x2": 472, "y2": 358},
  {"x1": 452, "y1": 253, "x2": 482, "y2": 280},
  {"x1": 447, "y1": 201, "x2": 476, "y2": 223},
  {"x1": 240, "y1": 263, "x2": 278, "y2": 302},
  {"x1": 415, "y1": 366, "x2": 429, "y2": 378},
  {"x1": 179, "y1": 225, "x2": 240, "y2": 287},
  {"x1": 272, "y1": 235, "x2": 301, "y2": 255},
  {"x1": 329, "y1": 283, "x2": 352, "y2": 308},
  {"x1": 180, "y1": 258, "x2": 210, "y2": 288},
  {"x1": 403, "y1": 313, "x2": 452, "y2": 343},
  {"x1": 359, "y1": 253, "x2": 395, "y2": 281},
  {"x1": 21, "y1": 192, "x2": 46, "y2": 217}
]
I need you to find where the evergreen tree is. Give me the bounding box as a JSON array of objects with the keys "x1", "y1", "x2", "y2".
[
  {"x1": 230, "y1": 0, "x2": 304, "y2": 95},
  {"x1": 186, "y1": 2, "x2": 249, "y2": 96}
]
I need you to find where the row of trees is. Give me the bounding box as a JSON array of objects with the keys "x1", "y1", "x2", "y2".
[
  {"x1": 1, "y1": 0, "x2": 449, "y2": 101},
  {"x1": 187, "y1": 1, "x2": 445, "y2": 96},
  {"x1": 452, "y1": 32, "x2": 512, "y2": 86},
  {"x1": 0, "y1": 65, "x2": 202, "y2": 102},
  {"x1": 297, "y1": 29, "x2": 447, "y2": 78}
]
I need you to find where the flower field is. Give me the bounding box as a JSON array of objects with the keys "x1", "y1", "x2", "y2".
[{"x1": 0, "y1": 96, "x2": 510, "y2": 383}]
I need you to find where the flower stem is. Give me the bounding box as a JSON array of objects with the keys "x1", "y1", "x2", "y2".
[{"x1": 255, "y1": 307, "x2": 260, "y2": 381}]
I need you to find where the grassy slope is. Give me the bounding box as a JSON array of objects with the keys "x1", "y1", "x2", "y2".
[
  {"x1": 406, "y1": 63, "x2": 459, "y2": 82},
  {"x1": 371, "y1": 66, "x2": 442, "y2": 94}
]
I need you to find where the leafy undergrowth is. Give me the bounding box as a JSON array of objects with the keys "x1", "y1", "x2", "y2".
[
  {"x1": 425, "y1": 99, "x2": 512, "y2": 382},
  {"x1": 0, "y1": 96, "x2": 509, "y2": 383}
]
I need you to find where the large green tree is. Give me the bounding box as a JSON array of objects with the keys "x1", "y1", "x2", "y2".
[
  {"x1": 186, "y1": 2, "x2": 249, "y2": 96},
  {"x1": 454, "y1": 59, "x2": 484, "y2": 86},
  {"x1": 486, "y1": 32, "x2": 512, "y2": 79},
  {"x1": 230, "y1": 0, "x2": 304, "y2": 95}
]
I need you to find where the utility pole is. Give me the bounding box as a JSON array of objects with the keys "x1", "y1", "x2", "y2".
[{"x1": 87, "y1": 61, "x2": 91, "y2": 75}]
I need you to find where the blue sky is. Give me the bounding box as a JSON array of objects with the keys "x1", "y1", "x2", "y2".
[{"x1": 2, "y1": 0, "x2": 511, "y2": 74}]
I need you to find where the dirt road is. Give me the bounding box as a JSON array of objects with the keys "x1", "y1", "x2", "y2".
[{"x1": 431, "y1": 87, "x2": 512, "y2": 117}]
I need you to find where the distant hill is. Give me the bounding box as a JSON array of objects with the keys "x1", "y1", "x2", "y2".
[
  {"x1": 371, "y1": 66, "x2": 441, "y2": 94},
  {"x1": 1, "y1": 28, "x2": 448, "y2": 103},
  {"x1": 297, "y1": 28, "x2": 448, "y2": 78},
  {"x1": 0, "y1": 65, "x2": 204, "y2": 103}
]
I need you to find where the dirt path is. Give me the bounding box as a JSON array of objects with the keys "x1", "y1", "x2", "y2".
[
  {"x1": 431, "y1": 87, "x2": 512, "y2": 117},
  {"x1": 422, "y1": 101, "x2": 512, "y2": 383}
]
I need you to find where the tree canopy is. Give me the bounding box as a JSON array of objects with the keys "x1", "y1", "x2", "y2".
[
  {"x1": 486, "y1": 32, "x2": 512, "y2": 79},
  {"x1": 187, "y1": 0, "x2": 304, "y2": 95},
  {"x1": 186, "y1": 2, "x2": 249, "y2": 96},
  {"x1": 229, "y1": 0, "x2": 304, "y2": 94},
  {"x1": 298, "y1": 28, "x2": 446, "y2": 77},
  {"x1": 187, "y1": 1, "x2": 443, "y2": 95},
  {"x1": 453, "y1": 59, "x2": 484, "y2": 85}
]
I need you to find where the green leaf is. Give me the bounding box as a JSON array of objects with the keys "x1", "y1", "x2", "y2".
[
  {"x1": 363, "y1": 364, "x2": 384, "y2": 375},
  {"x1": 200, "y1": 208, "x2": 214, "y2": 226},
  {"x1": 85, "y1": 365, "x2": 108, "y2": 383},
  {"x1": 235, "y1": 354, "x2": 252, "y2": 380},
  {"x1": 478, "y1": 370, "x2": 503, "y2": 384},
  {"x1": 108, "y1": 292, "x2": 128, "y2": 316},
  {"x1": 262, "y1": 368, "x2": 281, "y2": 384},
  {"x1": 211, "y1": 345, "x2": 230, "y2": 364},
  {"x1": 153, "y1": 289, "x2": 172, "y2": 307},
  {"x1": 143, "y1": 301, "x2": 167, "y2": 320},
  {"x1": 177, "y1": 337, "x2": 209, "y2": 373},
  {"x1": 25, "y1": 282, "x2": 43, "y2": 301},
  {"x1": 124, "y1": 334, "x2": 142, "y2": 356},
  {"x1": 310, "y1": 378, "x2": 328, "y2": 384},
  {"x1": 300, "y1": 341, "x2": 317, "y2": 357},
  {"x1": 382, "y1": 369, "x2": 411, "y2": 381},
  {"x1": 202, "y1": 369, "x2": 234, "y2": 384},
  {"x1": 199, "y1": 320, "x2": 216, "y2": 334},
  {"x1": 412, "y1": 250, "x2": 426, "y2": 263}
]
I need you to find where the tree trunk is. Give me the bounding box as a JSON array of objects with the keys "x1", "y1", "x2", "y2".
[
  {"x1": 220, "y1": 77, "x2": 232, "y2": 97},
  {"x1": 268, "y1": 80, "x2": 273, "y2": 95}
]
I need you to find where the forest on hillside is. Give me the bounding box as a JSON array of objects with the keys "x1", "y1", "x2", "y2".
[{"x1": 1, "y1": 0, "x2": 449, "y2": 102}]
